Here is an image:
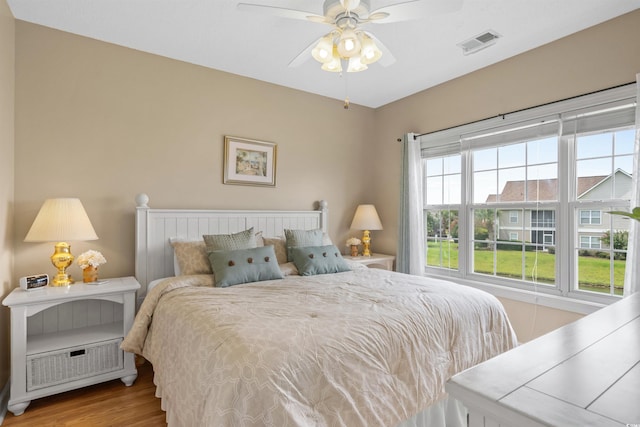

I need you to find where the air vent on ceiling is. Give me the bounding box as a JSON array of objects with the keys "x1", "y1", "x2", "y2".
[{"x1": 458, "y1": 30, "x2": 501, "y2": 55}]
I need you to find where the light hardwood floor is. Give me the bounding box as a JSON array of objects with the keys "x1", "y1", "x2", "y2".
[{"x1": 2, "y1": 360, "x2": 166, "y2": 426}]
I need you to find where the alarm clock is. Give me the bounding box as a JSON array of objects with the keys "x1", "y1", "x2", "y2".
[{"x1": 19, "y1": 274, "x2": 49, "y2": 291}]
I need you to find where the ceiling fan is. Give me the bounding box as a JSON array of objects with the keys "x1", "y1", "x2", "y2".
[{"x1": 237, "y1": 0, "x2": 462, "y2": 73}]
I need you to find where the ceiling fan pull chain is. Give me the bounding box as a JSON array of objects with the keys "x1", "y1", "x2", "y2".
[{"x1": 343, "y1": 71, "x2": 350, "y2": 109}]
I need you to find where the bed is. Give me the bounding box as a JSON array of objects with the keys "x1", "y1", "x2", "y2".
[{"x1": 122, "y1": 194, "x2": 517, "y2": 427}]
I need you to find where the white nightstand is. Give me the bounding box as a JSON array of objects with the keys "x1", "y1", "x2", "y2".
[
  {"x1": 2, "y1": 276, "x2": 140, "y2": 416},
  {"x1": 344, "y1": 253, "x2": 395, "y2": 271}
]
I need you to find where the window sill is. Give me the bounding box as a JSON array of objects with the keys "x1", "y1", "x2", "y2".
[{"x1": 424, "y1": 273, "x2": 607, "y2": 315}]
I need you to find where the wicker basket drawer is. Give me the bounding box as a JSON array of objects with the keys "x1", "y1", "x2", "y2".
[{"x1": 27, "y1": 338, "x2": 123, "y2": 391}]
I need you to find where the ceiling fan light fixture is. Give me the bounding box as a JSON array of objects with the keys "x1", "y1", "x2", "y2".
[
  {"x1": 359, "y1": 33, "x2": 382, "y2": 64},
  {"x1": 239, "y1": 0, "x2": 412, "y2": 76},
  {"x1": 321, "y1": 47, "x2": 343, "y2": 72},
  {"x1": 337, "y1": 29, "x2": 361, "y2": 58},
  {"x1": 312, "y1": 34, "x2": 335, "y2": 63},
  {"x1": 321, "y1": 58, "x2": 342, "y2": 72},
  {"x1": 347, "y1": 56, "x2": 367, "y2": 72}
]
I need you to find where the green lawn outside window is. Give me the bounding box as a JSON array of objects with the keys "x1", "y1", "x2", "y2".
[{"x1": 426, "y1": 241, "x2": 624, "y2": 296}]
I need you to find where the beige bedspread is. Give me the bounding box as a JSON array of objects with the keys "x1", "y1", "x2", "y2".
[{"x1": 122, "y1": 267, "x2": 517, "y2": 427}]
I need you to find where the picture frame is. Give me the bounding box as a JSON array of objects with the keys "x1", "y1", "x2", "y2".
[{"x1": 223, "y1": 136, "x2": 277, "y2": 187}]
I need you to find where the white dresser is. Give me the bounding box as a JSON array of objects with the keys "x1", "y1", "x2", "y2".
[{"x1": 446, "y1": 292, "x2": 640, "y2": 427}]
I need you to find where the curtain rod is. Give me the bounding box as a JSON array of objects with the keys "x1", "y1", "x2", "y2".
[{"x1": 412, "y1": 81, "x2": 635, "y2": 140}]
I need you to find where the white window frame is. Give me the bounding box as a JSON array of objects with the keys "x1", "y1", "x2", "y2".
[
  {"x1": 509, "y1": 211, "x2": 518, "y2": 223},
  {"x1": 419, "y1": 84, "x2": 635, "y2": 314},
  {"x1": 509, "y1": 232, "x2": 519, "y2": 241}
]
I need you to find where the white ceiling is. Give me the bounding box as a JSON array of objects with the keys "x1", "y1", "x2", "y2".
[{"x1": 7, "y1": 0, "x2": 640, "y2": 108}]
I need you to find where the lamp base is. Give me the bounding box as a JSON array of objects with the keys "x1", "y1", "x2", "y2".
[
  {"x1": 361, "y1": 230, "x2": 372, "y2": 257},
  {"x1": 50, "y1": 242, "x2": 75, "y2": 287},
  {"x1": 52, "y1": 273, "x2": 73, "y2": 287}
]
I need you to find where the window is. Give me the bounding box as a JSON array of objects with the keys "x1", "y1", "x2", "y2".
[
  {"x1": 580, "y1": 236, "x2": 601, "y2": 249},
  {"x1": 470, "y1": 136, "x2": 558, "y2": 285},
  {"x1": 580, "y1": 210, "x2": 601, "y2": 225},
  {"x1": 419, "y1": 84, "x2": 635, "y2": 303},
  {"x1": 572, "y1": 126, "x2": 634, "y2": 296},
  {"x1": 531, "y1": 210, "x2": 556, "y2": 228},
  {"x1": 424, "y1": 155, "x2": 461, "y2": 270}
]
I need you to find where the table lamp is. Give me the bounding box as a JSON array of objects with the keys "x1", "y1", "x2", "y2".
[
  {"x1": 24, "y1": 198, "x2": 98, "y2": 286},
  {"x1": 350, "y1": 204, "x2": 383, "y2": 257}
]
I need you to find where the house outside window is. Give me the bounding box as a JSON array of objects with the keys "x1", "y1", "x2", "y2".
[{"x1": 420, "y1": 84, "x2": 635, "y2": 304}]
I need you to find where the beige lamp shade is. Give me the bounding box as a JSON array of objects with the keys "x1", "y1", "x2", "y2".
[
  {"x1": 350, "y1": 204, "x2": 383, "y2": 231},
  {"x1": 25, "y1": 198, "x2": 98, "y2": 242}
]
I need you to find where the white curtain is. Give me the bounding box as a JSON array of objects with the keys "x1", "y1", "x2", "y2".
[
  {"x1": 397, "y1": 133, "x2": 425, "y2": 275},
  {"x1": 623, "y1": 73, "x2": 640, "y2": 296}
]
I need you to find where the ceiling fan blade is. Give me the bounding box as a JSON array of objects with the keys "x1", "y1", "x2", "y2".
[
  {"x1": 369, "y1": 0, "x2": 463, "y2": 23},
  {"x1": 237, "y1": 3, "x2": 325, "y2": 23},
  {"x1": 288, "y1": 37, "x2": 319, "y2": 68},
  {"x1": 360, "y1": 12, "x2": 389, "y2": 23},
  {"x1": 307, "y1": 15, "x2": 332, "y2": 24},
  {"x1": 364, "y1": 31, "x2": 395, "y2": 67}
]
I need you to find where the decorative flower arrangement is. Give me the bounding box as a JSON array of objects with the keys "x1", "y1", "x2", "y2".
[
  {"x1": 346, "y1": 237, "x2": 361, "y2": 247},
  {"x1": 346, "y1": 237, "x2": 361, "y2": 257},
  {"x1": 76, "y1": 250, "x2": 107, "y2": 270}
]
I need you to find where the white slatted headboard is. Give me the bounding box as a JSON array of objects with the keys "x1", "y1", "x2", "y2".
[{"x1": 134, "y1": 194, "x2": 328, "y2": 299}]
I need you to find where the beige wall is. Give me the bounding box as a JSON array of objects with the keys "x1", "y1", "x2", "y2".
[
  {"x1": 0, "y1": 0, "x2": 15, "y2": 392},
  {"x1": 13, "y1": 22, "x2": 376, "y2": 284},
  {"x1": 498, "y1": 297, "x2": 584, "y2": 343},
  {"x1": 372, "y1": 9, "x2": 640, "y2": 340}
]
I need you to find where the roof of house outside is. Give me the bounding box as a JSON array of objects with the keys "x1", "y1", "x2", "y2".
[{"x1": 486, "y1": 176, "x2": 607, "y2": 202}]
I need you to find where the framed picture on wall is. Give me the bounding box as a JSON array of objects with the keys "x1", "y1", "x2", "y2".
[{"x1": 223, "y1": 136, "x2": 277, "y2": 187}]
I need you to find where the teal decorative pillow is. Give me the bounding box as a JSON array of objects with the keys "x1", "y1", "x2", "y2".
[
  {"x1": 284, "y1": 229, "x2": 324, "y2": 262},
  {"x1": 291, "y1": 245, "x2": 352, "y2": 276},
  {"x1": 208, "y1": 246, "x2": 284, "y2": 287},
  {"x1": 203, "y1": 227, "x2": 257, "y2": 252}
]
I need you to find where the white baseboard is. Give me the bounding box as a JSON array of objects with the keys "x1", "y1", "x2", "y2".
[{"x1": 0, "y1": 378, "x2": 9, "y2": 426}]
